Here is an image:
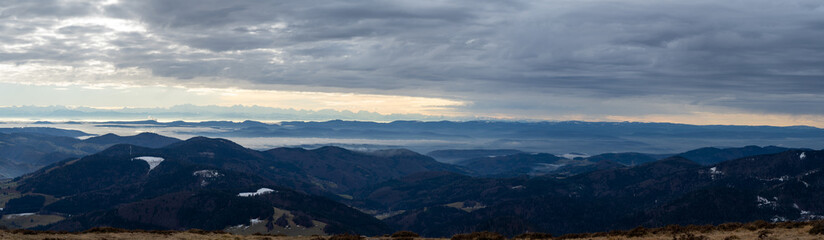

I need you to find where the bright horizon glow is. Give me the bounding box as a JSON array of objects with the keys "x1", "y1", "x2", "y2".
[
  {"x1": 0, "y1": 81, "x2": 822, "y2": 128},
  {"x1": 0, "y1": 82, "x2": 467, "y2": 116}
]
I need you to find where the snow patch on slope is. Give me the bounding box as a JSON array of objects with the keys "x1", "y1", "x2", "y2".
[
  {"x1": 757, "y1": 196, "x2": 777, "y2": 209},
  {"x1": 227, "y1": 218, "x2": 267, "y2": 230},
  {"x1": 800, "y1": 152, "x2": 806, "y2": 160},
  {"x1": 757, "y1": 175, "x2": 790, "y2": 182},
  {"x1": 132, "y1": 156, "x2": 164, "y2": 171},
  {"x1": 771, "y1": 216, "x2": 788, "y2": 222},
  {"x1": 193, "y1": 170, "x2": 222, "y2": 178},
  {"x1": 792, "y1": 203, "x2": 824, "y2": 220},
  {"x1": 793, "y1": 204, "x2": 811, "y2": 215},
  {"x1": 193, "y1": 170, "x2": 223, "y2": 187},
  {"x1": 238, "y1": 188, "x2": 276, "y2": 197},
  {"x1": 4, "y1": 213, "x2": 35, "y2": 218},
  {"x1": 707, "y1": 167, "x2": 724, "y2": 180}
]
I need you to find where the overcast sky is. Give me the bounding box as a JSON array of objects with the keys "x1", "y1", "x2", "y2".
[{"x1": 1, "y1": 0, "x2": 823, "y2": 126}]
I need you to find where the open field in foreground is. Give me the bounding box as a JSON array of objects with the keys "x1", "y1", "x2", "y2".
[{"x1": 0, "y1": 221, "x2": 822, "y2": 240}]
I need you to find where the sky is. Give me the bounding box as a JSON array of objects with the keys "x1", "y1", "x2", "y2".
[{"x1": 1, "y1": 0, "x2": 823, "y2": 126}]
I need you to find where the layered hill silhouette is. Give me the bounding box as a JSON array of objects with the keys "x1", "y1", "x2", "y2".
[
  {"x1": 443, "y1": 145, "x2": 794, "y2": 178},
  {"x1": 676, "y1": 145, "x2": 793, "y2": 165},
  {"x1": 367, "y1": 151, "x2": 823, "y2": 236},
  {"x1": 1, "y1": 132, "x2": 821, "y2": 237},
  {"x1": 15, "y1": 119, "x2": 824, "y2": 155},
  {"x1": 0, "y1": 131, "x2": 180, "y2": 178},
  {"x1": 5, "y1": 136, "x2": 464, "y2": 235}
]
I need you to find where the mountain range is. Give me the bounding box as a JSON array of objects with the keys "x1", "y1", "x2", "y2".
[
  {"x1": 372, "y1": 151, "x2": 823, "y2": 236},
  {"x1": 0, "y1": 128, "x2": 821, "y2": 236},
  {"x1": 8, "y1": 138, "x2": 400, "y2": 235},
  {"x1": 0, "y1": 130, "x2": 180, "y2": 178},
  {"x1": 10, "y1": 120, "x2": 824, "y2": 154}
]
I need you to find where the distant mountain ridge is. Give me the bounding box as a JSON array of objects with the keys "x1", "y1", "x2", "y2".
[
  {"x1": 0, "y1": 131, "x2": 182, "y2": 178},
  {"x1": 13, "y1": 119, "x2": 824, "y2": 154},
  {"x1": 0, "y1": 104, "x2": 448, "y2": 122},
  {"x1": 442, "y1": 145, "x2": 808, "y2": 178},
  {"x1": 82, "y1": 133, "x2": 181, "y2": 148},
  {"x1": 0, "y1": 127, "x2": 89, "y2": 138},
  {"x1": 676, "y1": 145, "x2": 795, "y2": 165}
]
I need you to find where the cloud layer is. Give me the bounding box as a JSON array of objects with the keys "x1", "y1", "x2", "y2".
[{"x1": 1, "y1": 0, "x2": 823, "y2": 123}]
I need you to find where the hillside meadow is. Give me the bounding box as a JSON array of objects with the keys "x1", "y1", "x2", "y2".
[{"x1": 0, "y1": 220, "x2": 822, "y2": 240}]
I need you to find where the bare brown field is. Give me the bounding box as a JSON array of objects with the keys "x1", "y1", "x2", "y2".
[
  {"x1": 546, "y1": 221, "x2": 824, "y2": 240},
  {"x1": 0, "y1": 221, "x2": 822, "y2": 240},
  {"x1": 554, "y1": 227, "x2": 822, "y2": 240},
  {"x1": 0, "y1": 180, "x2": 21, "y2": 208}
]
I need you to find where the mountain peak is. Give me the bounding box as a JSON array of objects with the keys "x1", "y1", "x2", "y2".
[
  {"x1": 134, "y1": 132, "x2": 162, "y2": 137},
  {"x1": 83, "y1": 132, "x2": 181, "y2": 148},
  {"x1": 264, "y1": 147, "x2": 309, "y2": 154},
  {"x1": 169, "y1": 137, "x2": 246, "y2": 150},
  {"x1": 83, "y1": 133, "x2": 120, "y2": 141},
  {"x1": 648, "y1": 156, "x2": 700, "y2": 167},
  {"x1": 677, "y1": 145, "x2": 792, "y2": 165},
  {"x1": 94, "y1": 144, "x2": 154, "y2": 157},
  {"x1": 367, "y1": 149, "x2": 422, "y2": 158},
  {"x1": 312, "y1": 146, "x2": 351, "y2": 154},
  {"x1": 629, "y1": 156, "x2": 702, "y2": 176},
  {"x1": 161, "y1": 137, "x2": 255, "y2": 158}
]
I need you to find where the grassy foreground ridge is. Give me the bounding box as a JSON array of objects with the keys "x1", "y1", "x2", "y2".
[{"x1": 0, "y1": 220, "x2": 822, "y2": 240}]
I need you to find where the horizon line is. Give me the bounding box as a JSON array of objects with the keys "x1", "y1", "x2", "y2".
[{"x1": 0, "y1": 118, "x2": 819, "y2": 129}]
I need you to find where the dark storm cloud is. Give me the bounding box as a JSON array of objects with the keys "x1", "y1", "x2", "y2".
[{"x1": 1, "y1": 0, "x2": 823, "y2": 117}]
